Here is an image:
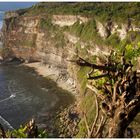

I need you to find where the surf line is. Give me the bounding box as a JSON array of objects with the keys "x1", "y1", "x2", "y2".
[
  {"x1": 0, "y1": 115, "x2": 14, "y2": 130},
  {"x1": 0, "y1": 94, "x2": 16, "y2": 103}
]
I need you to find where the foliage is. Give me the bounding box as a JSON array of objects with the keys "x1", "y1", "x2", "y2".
[
  {"x1": 77, "y1": 90, "x2": 96, "y2": 138},
  {"x1": 116, "y1": 42, "x2": 140, "y2": 65},
  {"x1": 70, "y1": 21, "x2": 84, "y2": 37},
  {"x1": 76, "y1": 43, "x2": 140, "y2": 137},
  {"x1": 105, "y1": 33, "x2": 120, "y2": 47},
  {"x1": 24, "y1": 3, "x2": 140, "y2": 23},
  {"x1": 77, "y1": 66, "x2": 91, "y2": 94},
  {"x1": 69, "y1": 19, "x2": 103, "y2": 45},
  {"x1": 12, "y1": 125, "x2": 28, "y2": 138},
  {"x1": 53, "y1": 30, "x2": 66, "y2": 48},
  {"x1": 21, "y1": 3, "x2": 140, "y2": 50},
  {"x1": 39, "y1": 17, "x2": 66, "y2": 48},
  {"x1": 39, "y1": 17, "x2": 54, "y2": 31},
  {"x1": 0, "y1": 119, "x2": 48, "y2": 138}
]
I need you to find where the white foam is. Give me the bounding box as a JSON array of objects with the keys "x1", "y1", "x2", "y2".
[
  {"x1": 0, "y1": 115, "x2": 14, "y2": 130},
  {"x1": 41, "y1": 88, "x2": 49, "y2": 92},
  {"x1": 10, "y1": 94, "x2": 16, "y2": 98},
  {"x1": 0, "y1": 11, "x2": 4, "y2": 14},
  {"x1": 0, "y1": 21, "x2": 2, "y2": 29},
  {"x1": 0, "y1": 94, "x2": 15, "y2": 103}
]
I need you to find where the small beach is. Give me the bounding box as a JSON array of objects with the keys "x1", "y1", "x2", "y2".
[{"x1": 24, "y1": 62, "x2": 77, "y2": 95}]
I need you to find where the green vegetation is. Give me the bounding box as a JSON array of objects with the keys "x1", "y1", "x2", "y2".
[
  {"x1": 76, "y1": 67, "x2": 97, "y2": 137},
  {"x1": 39, "y1": 17, "x2": 54, "y2": 31},
  {"x1": 125, "y1": 31, "x2": 140, "y2": 44},
  {"x1": 76, "y1": 44, "x2": 140, "y2": 137},
  {"x1": 39, "y1": 17, "x2": 66, "y2": 48},
  {"x1": 3, "y1": 2, "x2": 140, "y2": 138},
  {"x1": 23, "y1": 3, "x2": 140, "y2": 23},
  {"x1": 0, "y1": 120, "x2": 48, "y2": 138},
  {"x1": 54, "y1": 31, "x2": 66, "y2": 48},
  {"x1": 18, "y1": 2, "x2": 140, "y2": 49},
  {"x1": 77, "y1": 66, "x2": 91, "y2": 94},
  {"x1": 106, "y1": 33, "x2": 120, "y2": 47},
  {"x1": 76, "y1": 90, "x2": 96, "y2": 138},
  {"x1": 69, "y1": 20, "x2": 104, "y2": 45},
  {"x1": 76, "y1": 42, "x2": 140, "y2": 137},
  {"x1": 125, "y1": 43, "x2": 140, "y2": 60}
]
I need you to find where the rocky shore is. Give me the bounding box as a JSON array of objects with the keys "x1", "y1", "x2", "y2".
[
  {"x1": 36, "y1": 104, "x2": 80, "y2": 138},
  {"x1": 56, "y1": 104, "x2": 80, "y2": 138},
  {"x1": 22, "y1": 62, "x2": 80, "y2": 137},
  {"x1": 23, "y1": 62, "x2": 78, "y2": 96},
  {"x1": 0, "y1": 58, "x2": 80, "y2": 137}
]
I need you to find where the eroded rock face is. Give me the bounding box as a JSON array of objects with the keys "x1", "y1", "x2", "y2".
[
  {"x1": 2, "y1": 11, "x2": 140, "y2": 93},
  {"x1": 96, "y1": 20, "x2": 140, "y2": 40},
  {"x1": 0, "y1": 31, "x2": 2, "y2": 41},
  {"x1": 52, "y1": 15, "x2": 89, "y2": 27},
  {"x1": 4, "y1": 11, "x2": 19, "y2": 19},
  {"x1": 2, "y1": 13, "x2": 81, "y2": 92},
  {"x1": 96, "y1": 21, "x2": 108, "y2": 39},
  {"x1": 3, "y1": 13, "x2": 140, "y2": 61}
]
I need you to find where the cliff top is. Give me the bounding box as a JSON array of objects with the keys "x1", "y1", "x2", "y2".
[
  {"x1": 20, "y1": 2, "x2": 140, "y2": 23},
  {"x1": 4, "y1": 2, "x2": 140, "y2": 24}
]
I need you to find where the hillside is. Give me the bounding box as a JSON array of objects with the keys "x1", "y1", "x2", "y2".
[{"x1": 1, "y1": 2, "x2": 140, "y2": 138}]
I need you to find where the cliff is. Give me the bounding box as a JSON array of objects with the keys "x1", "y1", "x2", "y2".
[{"x1": 2, "y1": 2, "x2": 140, "y2": 137}]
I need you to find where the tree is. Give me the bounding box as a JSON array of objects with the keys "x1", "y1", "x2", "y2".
[{"x1": 75, "y1": 48, "x2": 140, "y2": 138}]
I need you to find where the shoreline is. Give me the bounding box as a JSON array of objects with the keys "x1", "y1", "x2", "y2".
[
  {"x1": 0, "y1": 61, "x2": 80, "y2": 137},
  {"x1": 0, "y1": 60, "x2": 80, "y2": 137},
  {"x1": 22, "y1": 62, "x2": 78, "y2": 96},
  {"x1": 22, "y1": 62, "x2": 80, "y2": 137}
]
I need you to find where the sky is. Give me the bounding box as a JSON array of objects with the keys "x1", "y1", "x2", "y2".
[
  {"x1": 0, "y1": 2, "x2": 37, "y2": 11},
  {"x1": 0, "y1": 2, "x2": 37, "y2": 29}
]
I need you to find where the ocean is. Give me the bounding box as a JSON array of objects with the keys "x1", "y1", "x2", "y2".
[
  {"x1": 0, "y1": 11, "x2": 4, "y2": 29},
  {"x1": 0, "y1": 2, "x2": 75, "y2": 131},
  {"x1": 0, "y1": 2, "x2": 37, "y2": 30}
]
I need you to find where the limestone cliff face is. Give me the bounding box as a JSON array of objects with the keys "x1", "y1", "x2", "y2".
[
  {"x1": 2, "y1": 9, "x2": 140, "y2": 93},
  {"x1": 52, "y1": 15, "x2": 89, "y2": 27},
  {"x1": 2, "y1": 4, "x2": 140, "y2": 137},
  {"x1": 2, "y1": 11, "x2": 81, "y2": 92}
]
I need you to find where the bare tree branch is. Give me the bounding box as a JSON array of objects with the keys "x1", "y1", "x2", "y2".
[
  {"x1": 94, "y1": 116, "x2": 104, "y2": 137},
  {"x1": 88, "y1": 74, "x2": 108, "y2": 80},
  {"x1": 76, "y1": 57, "x2": 117, "y2": 72},
  {"x1": 83, "y1": 112, "x2": 90, "y2": 137},
  {"x1": 112, "y1": 81, "x2": 118, "y2": 104},
  {"x1": 90, "y1": 93, "x2": 99, "y2": 137},
  {"x1": 87, "y1": 84, "x2": 105, "y2": 100}
]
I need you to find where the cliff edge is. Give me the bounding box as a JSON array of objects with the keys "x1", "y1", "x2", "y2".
[{"x1": 2, "y1": 2, "x2": 140, "y2": 137}]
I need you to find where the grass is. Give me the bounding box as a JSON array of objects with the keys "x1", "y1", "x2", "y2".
[
  {"x1": 22, "y1": 3, "x2": 140, "y2": 24},
  {"x1": 77, "y1": 66, "x2": 92, "y2": 94},
  {"x1": 68, "y1": 19, "x2": 105, "y2": 46},
  {"x1": 76, "y1": 89, "x2": 96, "y2": 138},
  {"x1": 39, "y1": 17, "x2": 66, "y2": 48},
  {"x1": 19, "y1": 3, "x2": 140, "y2": 50},
  {"x1": 105, "y1": 33, "x2": 120, "y2": 47}
]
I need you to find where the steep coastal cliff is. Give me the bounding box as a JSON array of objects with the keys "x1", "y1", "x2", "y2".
[{"x1": 2, "y1": 3, "x2": 140, "y2": 137}]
